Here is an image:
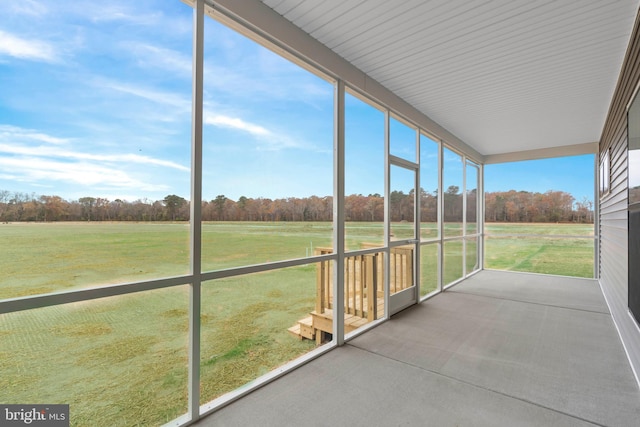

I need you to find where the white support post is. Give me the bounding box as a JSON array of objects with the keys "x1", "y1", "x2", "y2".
[
  {"x1": 594, "y1": 153, "x2": 600, "y2": 279},
  {"x1": 189, "y1": 0, "x2": 204, "y2": 421},
  {"x1": 384, "y1": 110, "x2": 391, "y2": 318},
  {"x1": 333, "y1": 79, "x2": 345, "y2": 346},
  {"x1": 479, "y1": 163, "x2": 485, "y2": 271},
  {"x1": 462, "y1": 157, "x2": 467, "y2": 277},
  {"x1": 437, "y1": 142, "x2": 444, "y2": 292},
  {"x1": 415, "y1": 131, "x2": 421, "y2": 299}
]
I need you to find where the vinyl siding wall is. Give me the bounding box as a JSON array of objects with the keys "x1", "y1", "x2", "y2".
[{"x1": 599, "y1": 6, "x2": 640, "y2": 381}]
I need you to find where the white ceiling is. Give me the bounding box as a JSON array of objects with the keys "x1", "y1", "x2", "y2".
[{"x1": 261, "y1": 0, "x2": 639, "y2": 157}]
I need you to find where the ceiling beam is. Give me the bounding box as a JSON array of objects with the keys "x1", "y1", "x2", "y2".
[{"x1": 483, "y1": 142, "x2": 598, "y2": 164}]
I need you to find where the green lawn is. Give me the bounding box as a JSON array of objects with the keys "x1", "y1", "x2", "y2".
[
  {"x1": 0, "y1": 222, "x2": 191, "y2": 300},
  {"x1": 0, "y1": 221, "x2": 594, "y2": 426},
  {"x1": 1, "y1": 287, "x2": 192, "y2": 426},
  {"x1": 484, "y1": 222, "x2": 594, "y2": 278},
  {"x1": 0, "y1": 221, "x2": 594, "y2": 300},
  {"x1": 0, "y1": 222, "x2": 319, "y2": 426}
]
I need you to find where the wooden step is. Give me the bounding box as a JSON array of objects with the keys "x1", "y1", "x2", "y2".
[
  {"x1": 288, "y1": 316, "x2": 316, "y2": 340},
  {"x1": 311, "y1": 310, "x2": 333, "y2": 334},
  {"x1": 298, "y1": 316, "x2": 315, "y2": 340},
  {"x1": 290, "y1": 307, "x2": 380, "y2": 343},
  {"x1": 310, "y1": 309, "x2": 371, "y2": 334},
  {"x1": 287, "y1": 323, "x2": 303, "y2": 340}
]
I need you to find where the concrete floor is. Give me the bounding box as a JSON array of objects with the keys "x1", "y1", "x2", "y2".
[{"x1": 194, "y1": 270, "x2": 640, "y2": 427}]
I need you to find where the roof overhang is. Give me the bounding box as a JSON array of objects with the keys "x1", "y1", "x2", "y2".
[{"x1": 200, "y1": 0, "x2": 639, "y2": 163}]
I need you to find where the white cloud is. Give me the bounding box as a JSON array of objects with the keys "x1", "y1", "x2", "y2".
[
  {"x1": 86, "y1": 4, "x2": 161, "y2": 26},
  {"x1": 0, "y1": 156, "x2": 169, "y2": 192},
  {"x1": 126, "y1": 42, "x2": 191, "y2": 75},
  {"x1": 203, "y1": 112, "x2": 309, "y2": 151},
  {"x1": 0, "y1": 125, "x2": 189, "y2": 173},
  {"x1": 0, "y1": 143, "x2": 189, "y2": 172},
  {"x1": 0, "y1": 125, "x2": 69, "y2": 145},
  {"x1": 0, "y1": 30, "x2": 57, "y2": 62},
  {"x1": 102, "y1": 81, "x2": 191, "y2": 112},
  {"x1": 0, "y1": 157, "x2": 169, "y2": 191},
  {"x1": 204, "y1": 113, "x2": 271, "y2": 137}
]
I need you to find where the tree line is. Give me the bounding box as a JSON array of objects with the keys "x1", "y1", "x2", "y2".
[
  {"x1": 485, "y1": 190, "x2": 593, "y2": 223},
  {"x1": 0, "y1": 188, "x2": 593, "y2": 223}
]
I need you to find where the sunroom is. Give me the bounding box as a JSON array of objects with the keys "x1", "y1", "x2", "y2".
[{"x1": 2, "y1": 0, "x2": 640, "y2": 426}]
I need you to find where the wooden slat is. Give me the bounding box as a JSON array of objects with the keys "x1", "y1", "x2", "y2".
[
  {"x1": 316, "y1": 258, "x2": 324, "y2": 314},
  {"x1": 358, "y1": 256, "x2": 364, "y2": 317},
  {"x1": 366, "y1": 253, "x2": 376, "y2": 321}
]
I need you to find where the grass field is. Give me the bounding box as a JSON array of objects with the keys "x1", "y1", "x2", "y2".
[
  {"x1": 484, "y1": 222, "x2": 594, "y2": 278},
  {"x1": 0, "y1": 221, "x2": 594, "y2": 426}
]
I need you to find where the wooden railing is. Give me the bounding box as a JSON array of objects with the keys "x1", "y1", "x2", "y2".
[
  {"x1": 361, "y1": 243, "x2": 414, "y2": 296},
  {"x1": 290, "y1": 245, "x2": 415, "y2": 343},
  {"x1": 315, "y1": 245, "x2": 414, "y2": 322},
  {"x1": 315, "y1": 248, "x2": 379, "y2": 321},
  {"x1": 389, "y1": 245, "x2": 414, "y2": 294}
]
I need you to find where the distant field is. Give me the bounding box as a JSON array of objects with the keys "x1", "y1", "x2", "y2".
[
  {"x1": 0, "y1": 221, "x2": 594, "y2": 299},
  {"x1": 0, "y1": 221, "x2": 594, "y2": 426},
  {"x1": 0, "y1": 222, "x2": 191, "y2": 299},
  {"x1": 484, "y1": 222, "x2": 595, "y2": 278}
]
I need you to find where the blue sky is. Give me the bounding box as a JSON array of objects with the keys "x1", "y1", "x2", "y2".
[
  {"x1": 0, "y1": 0, "x2": 194, "y2": 201},
  {"x1": 0, "y1": 0, "x2": 334, "y2": 202},
  {"x1": 485, "y1": 154, "x2": 595, "y2": 204},
  {"x1": 0, "y1": 0, "x2": 594, "y2": 204}
]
